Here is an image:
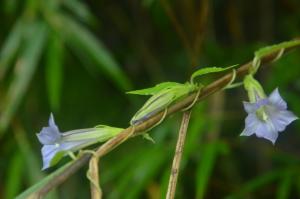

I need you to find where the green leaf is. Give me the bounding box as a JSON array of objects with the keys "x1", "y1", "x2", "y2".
[
  {"x1": 0, "y1": 22, "x2": 48, "y2": 134},
  {"x1": 130, "y1": 83, "x2": 197, "y2": 125},
  {"x1": 160, "y1": 166, "x2": 172, "y2": 199},
  {"x1": 252, "y1": 40, "x2": 300, "y2": 74},
  {"x1": 15, "y1": 127, "x2": 44, "y2": 181},
  {"x1": 5, "y1": 152, "x2": 24, "y2": 199},
  {"x1": 276, "y1": 171, "x2": 293, "y2": 199},
  {"x1": 108, "y1": 146, "x2": 167, "y2": 199},
  {"x1": 46, "y1": 33, "x2": 64, "y2": 111},
  {"x1": 196, "y1": 142, "x2": 219, "y2": 199},
  {"x1": 130, "y1": 89, "x2": 175, "y2": 125},
  {"x1": 16, "y1": 162, "x2": 72, "y2": 199},
  {"x1": 50, "y1": 14, "x2": 132, "y2": 90},
  {"x1": 127, "y1": 82, "x2": 181, "y2": 95},
  {"x1": 101, "y1": 148, "x2": 146, "y2": 184},
  {"x1": 62, "y1": 0, "x2": 94, "y2": 23},
  {"x1": 190, "y1": 64, "x2": 238, "y2": 83},
  {"x1": 255, "y1": 40, "x2": 300, "y2": 59},
  {"x1": 142, "y1": 133, "x2": 156, "y2": 143},
  {"x1": 0, "y1": 19, "x2": 24, "y2": 80}
]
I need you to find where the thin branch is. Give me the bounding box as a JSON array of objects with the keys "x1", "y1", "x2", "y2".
[
  {"x1": 32, "y1": 41, "x2": 300, "y2": 197},
  {"x1": 166, "y1": 111, "x2": 191, "y2": 199},
  {"x1": 89, "y1": 156, "x2": 102, "y2": 199}
]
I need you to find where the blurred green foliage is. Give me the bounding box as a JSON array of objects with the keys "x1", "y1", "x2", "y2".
[{"x1": 1, "y1": 0, "x2": 300, "y2": 198}]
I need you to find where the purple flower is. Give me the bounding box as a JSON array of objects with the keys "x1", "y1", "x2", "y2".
[
  {"x1": 37, "y1": 114, "x2": 123, "y2": 170},
  {"x1": 241, "y1": 88, "x2": 298, "y2": 144},
  {"x1": 37, "y1": 114, "x2": 61, "y2": 145}
]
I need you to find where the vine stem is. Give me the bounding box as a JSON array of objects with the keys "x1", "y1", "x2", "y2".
[
  {"x1": 89, "y1": 156, "x2": 102, "y2": 199},
  {"x1": 166, "y1": 111, "x2": 191, "y2": 199},
  {"x1": 27, "y1": 41, "x2": 300, "y2": 198}
]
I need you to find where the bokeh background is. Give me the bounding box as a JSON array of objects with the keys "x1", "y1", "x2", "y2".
[{"x1": 1, "y1": 0, "x2": 300, "y2": 198}]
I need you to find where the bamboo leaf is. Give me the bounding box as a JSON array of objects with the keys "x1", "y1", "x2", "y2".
[
  {"x1": 16, "y1": 162, "x2": 72, "y2": 199},
  {"x1": 196, "y1": 142, "x2": 219, "y2": 199},
  {"x1": 0, "y1": 22, "x2": 48, "y2": 133},
  {"x1": 0, "y1": 19, "x2": 24, "y2": 80},
  {"x1": 276, "y1": 171, "x2": 293, "y2": 199},
  {"x1": 5, "y1": 152, "x2": 24, "y2": 199},
  {"x1": 62, "y1": 0, "x2": 94, "y2": 23},
  {"x1": 108, "y1": 146, "x2": 168, "y2": 199},
  {"x1": 51, "y1": 14, "x2": 132, "y2": 90},
  {"x1": 46, "y1": 33, "x2": 64, "y2": 111}
]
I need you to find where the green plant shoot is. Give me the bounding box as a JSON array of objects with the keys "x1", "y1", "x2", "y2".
[
  {"x1": 129, "y1": 82, "x2": 198, "y2": 125},
  {"x1": 128, "y1": 65, "x2": 238, "y2": 126},
  {"x1": 252, "y1": 40, "x2": 300, "y2": 74}
]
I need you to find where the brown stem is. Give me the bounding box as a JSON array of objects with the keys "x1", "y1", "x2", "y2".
[
  {"x1": 32, "y1": 42, "x2": 300, "y2": 197},
  {"x1": 166, "y1": 111, "x2": 191, "y2": 199},
  {"x1": 89, "y1": 156, "x2": 102, "y2": 199}
]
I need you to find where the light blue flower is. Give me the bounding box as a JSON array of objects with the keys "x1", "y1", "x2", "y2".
[
  {"x1": 241, "y1": 88, "x2": 298, "y2": 144},
  {"x1": 37, "y1": 114, "x2": 123, "y2": 170}
]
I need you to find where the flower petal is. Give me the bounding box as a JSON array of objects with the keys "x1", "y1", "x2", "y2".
[
  {"x1": 255, "y1": 121, "x2": 278, "y2": 144},
  {"x1": 268, "y1": 88, "x2": 287, "y2": 110},
  {"x1": 41, "y1": 145, "x2": 60, "y2": 170},
  {"x1": 241, "y1": 87, "x2": 298, "y2": 145},
  {"x1": 37, "y1": 114, "x2": 61, "y2": 145},
  {"x1": 243, "y1": 99, "x2": 269, "y2": 114},
  {"x1": 269, "y1": 109, "x2": 298, "y2": 132},
  {"x1": 41, "y1": 140, "x2": 94, "y2": 170},
  {"x1": 240, "y1": 114, "x2": 259, "y2": 136},
  {"x1": 49, "y1": 113, "x2": 60, "y2": 132},
  {"x1": 240, "y1": 127, "x2": 254, "y2": 136},
  {"x1": 245, "y1": 113, "x2": 260, "y2": 129},
  {"x1": 37, "y1": 127, "x2": 61, "y2": 145}
]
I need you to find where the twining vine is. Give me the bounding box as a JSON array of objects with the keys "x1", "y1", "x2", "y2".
[{"x1": 17, "y1": 39, "x2": 300, "y2": 199}]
